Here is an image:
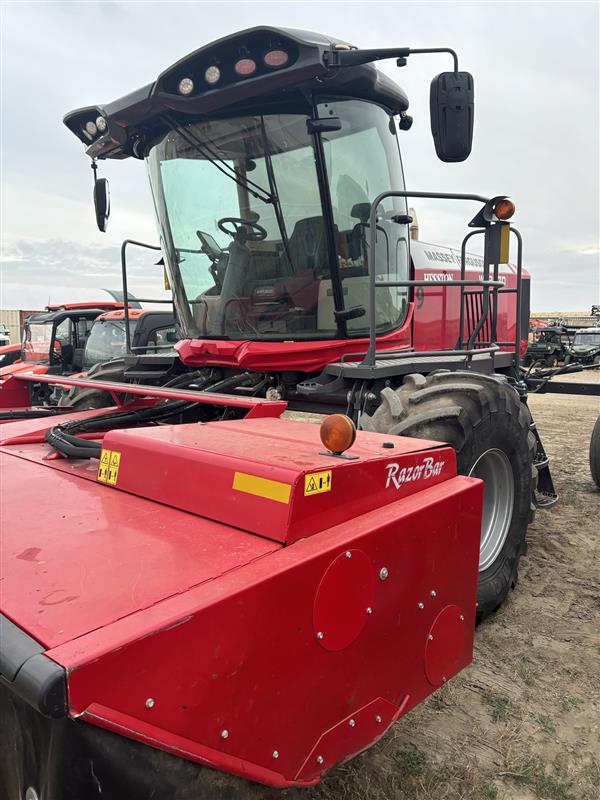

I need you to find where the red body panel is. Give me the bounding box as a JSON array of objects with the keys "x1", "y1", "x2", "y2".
[
  {"x1": 99, "y1": 419, "x2": 455, "y2": 544},
  {"x1": 410, "y1": 241, "x2": 527, "y2": 355},
  {"x1": 0, "y1": 412, "x2": 482, "y2": 787}
]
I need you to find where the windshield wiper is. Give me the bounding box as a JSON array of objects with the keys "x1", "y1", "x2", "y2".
[{"x1": 162, "y1": 113, "x2": 275, "y2": 205}]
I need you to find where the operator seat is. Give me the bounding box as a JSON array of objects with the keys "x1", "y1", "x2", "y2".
[
  {"x1": 217, "y1": 239, "x2": 252, "y2": 333},
  {"x1": 287, "y1": 217, "x2": 329, "y2": 274}
]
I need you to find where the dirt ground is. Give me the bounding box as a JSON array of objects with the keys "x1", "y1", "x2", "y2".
[{"x1": 280, "y1": 372, "x2": 600, "y2": 800}]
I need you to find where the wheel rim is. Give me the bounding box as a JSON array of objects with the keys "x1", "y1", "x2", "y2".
[{"x1": 468, "y1": 448, "x2": 514, "y2": 572}]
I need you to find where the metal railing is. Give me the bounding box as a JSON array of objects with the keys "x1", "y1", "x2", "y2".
[
  {"x1": 120, "y1": 239, "x2": 174, "y2": 354},
  {"x1": 361, "y1": 190, "x2": 524, "y2": 369}
]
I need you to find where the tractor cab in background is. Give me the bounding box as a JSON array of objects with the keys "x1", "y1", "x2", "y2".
[
  {"x1": 0, "y1": 302, "x2": 127, "y2": 394},
  {"x1": 82, "y1": 308, "x2": 177, "y2": 368},
  {"x1": 18, "y1": 304, "x2": 124, "y2": 372}
]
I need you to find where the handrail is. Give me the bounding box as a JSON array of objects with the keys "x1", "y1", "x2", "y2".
[
  {"x1": 120, "y1": 240, "x2": 163, "y2": 354},
  {"x1": 362, "y1": 190, "x2": 523, "y2": 370},
  {"x1": 364, "y1": 190, "x2": 492, "y2": 366}
]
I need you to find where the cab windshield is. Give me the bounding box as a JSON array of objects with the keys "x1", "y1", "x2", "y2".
[
  {"x1": 83, "y1": 319, "x2": 136, "y2": 368},
  {"x1": 574, "y1": 332, "x2": 600, "y2": 346},
  {"x1": 23, "y1": 321, "x2": 70, "y2": 362},
  {"x1": 147, "y1": 99, "x2": 409, "y2": 340}
]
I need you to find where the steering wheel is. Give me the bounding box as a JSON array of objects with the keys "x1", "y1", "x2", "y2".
[{"x1": 218, "y1": 217, "x2": 267, "y2": 242}]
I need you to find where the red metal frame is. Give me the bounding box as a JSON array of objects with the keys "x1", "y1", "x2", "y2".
[{"x1": 8, "y1": 372, "x2": 287, "y2": 417}]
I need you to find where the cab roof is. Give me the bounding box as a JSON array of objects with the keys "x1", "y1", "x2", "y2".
[
  {"x1": 46, "y1": 302, "x2": 125, "y2": 311},
  {"x1": 64, "y1": 26, "x2": 409, "y2": 161},
  {"x1": 27, "y1": 307, "x2": 115, "y2": 326}
]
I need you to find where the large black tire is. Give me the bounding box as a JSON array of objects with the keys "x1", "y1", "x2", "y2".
[
  {"x1": 58, "y1": 358, "x2": 127, "y2": 411},
  {"x1": 361, "y1": 371, "x2": 537, "y2": 622},
  {"x1": 590, "y1": 416, "x2": 600, "y2": 489}
]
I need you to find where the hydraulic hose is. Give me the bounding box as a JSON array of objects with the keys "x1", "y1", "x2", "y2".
[{"x1": 45, "y1": 398, "x2": 193, "y2": 460}]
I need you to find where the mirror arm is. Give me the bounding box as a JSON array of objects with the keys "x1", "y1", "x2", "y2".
[
  {"x1": 407, "y1": 48, "x2": 459, "y2": 72},
  {"x1": 324, "y1": 46, "x2": 458, "y2": 72}
]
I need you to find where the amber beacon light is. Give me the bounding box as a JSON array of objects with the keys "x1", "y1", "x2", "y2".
[
  {"x1": 320, "y1": 414, "x2": 357, "y2": 455},
  {"x1": 493, "y1": 197, "x2": 515, "y2": 220}
]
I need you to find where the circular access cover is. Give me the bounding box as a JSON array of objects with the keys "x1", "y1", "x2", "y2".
[
  {"x1": 424, "y1": 604, "x2": 467, "y2": 687},
  {"x1": 313, "y1": 549, "x2": 375, "y2": 652}
]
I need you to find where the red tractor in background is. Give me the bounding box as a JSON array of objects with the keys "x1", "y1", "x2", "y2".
[
  {"x1": 57, "y1": 307, "x2": 177, "y2": 409},
  {"x1": 2, "y1": 26, "x2": 599, "y2": 800},
  {"x1": 0, "y1": 304, "x2": 176, "y2": 417},
  {"x1": 0, "y1": 302, "x2": 124, "y2": 375}
]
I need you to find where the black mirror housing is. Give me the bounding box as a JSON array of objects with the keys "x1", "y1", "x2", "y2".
[
  {"x1": 93, "y1": 177, "x2": 110, "y2": 232},
  {"x1": 430, "y1": 71, "x2": 474, "y2": 162}
]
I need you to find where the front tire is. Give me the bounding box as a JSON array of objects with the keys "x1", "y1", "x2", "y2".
[{"x1": 361, "y1": 371, "x2": 537, "y2": 622}]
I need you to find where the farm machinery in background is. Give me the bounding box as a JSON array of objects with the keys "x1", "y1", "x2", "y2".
[
  {"x1": 0, "y1": 304, "x2": 176, "y2": 418},
  {"x1": 565, "y1": 326, "x2": 600, "y2": 366},
  {"x1": 1, "y1": 25, "x2": 599, "y2": 800},
  {"x1": 523, "y1": 326, "x2": 570, "y2": 368},
  {"x1": 0, "y1": 302, "x2": 125, "y2": 402}
]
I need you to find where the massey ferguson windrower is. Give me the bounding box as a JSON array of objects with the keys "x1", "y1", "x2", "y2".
[{"x1": 1, "y1": 27, "x2": 550, "y2": 799}]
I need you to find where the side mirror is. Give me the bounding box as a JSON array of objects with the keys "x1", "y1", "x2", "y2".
[
  {"x1": 430, "y1": 71, "x2": 474, "y2": 162},
  {"x1": 93, "y1": 177, "x2": 110, "y2": 232}
]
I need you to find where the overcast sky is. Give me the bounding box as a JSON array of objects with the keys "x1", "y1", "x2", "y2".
[{"x1": 1, "y1": 0, "x2": 598, "y2": 310}]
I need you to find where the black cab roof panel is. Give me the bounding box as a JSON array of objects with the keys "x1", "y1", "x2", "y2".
[{"x1": 63, "y1": 26, "x2": 409, "y2": 160}]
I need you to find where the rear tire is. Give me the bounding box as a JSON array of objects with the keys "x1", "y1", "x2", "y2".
[
  {"x1": 590, "y1": 416, "x2": 600, "y2": 489},
  {"x1": 361, "y1": 371, "x2": 537, "y2": 622}
]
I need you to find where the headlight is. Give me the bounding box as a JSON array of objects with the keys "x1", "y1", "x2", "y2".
[
  {"x1": 178, "y1": 77, "x2": 194, "y2": 95},
  {"x1": 204, "y1": 65, "x2": 221, "y2": 85}
]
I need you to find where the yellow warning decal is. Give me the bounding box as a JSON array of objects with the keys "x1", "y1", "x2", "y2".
[
  {"x1": 232, "y1": 472, "x2": 291, "y2": 505},
  {"x1": 97, "y1": 448, "x2": 121, "y2": 486},
  {"x1": 304, "y1": 470, "x2": 332, "y2": 496}
]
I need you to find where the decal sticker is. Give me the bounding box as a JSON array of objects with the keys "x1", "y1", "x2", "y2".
[
  {"x1": 304, "y1": 470, "x2": 332, "y2": 496},
  {"x1": 385, "y1": 457, "x2": 445, "y2": 489},
  {"x1": 98, "y1": 448, "x2": 121, "y2": 486},
  {"x1": 232, "y1": 472, "x2": 291, "y2": 504}
]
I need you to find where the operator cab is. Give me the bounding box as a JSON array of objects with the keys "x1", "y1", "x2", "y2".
[
  {"x1": 65, "y1": 26, "x2": 474, "y2": 347},
  {"x1": 147, "y1": 98, "x2": 410, "y2": 340},
  {"x1": 22, "y1": 305, "x2": 124, "y2": 372}
]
